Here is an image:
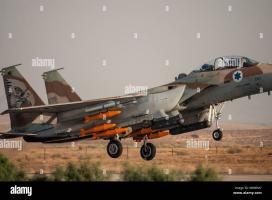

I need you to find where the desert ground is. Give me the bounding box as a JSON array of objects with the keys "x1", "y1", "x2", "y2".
[{"x1": 0, "y1": 115, "x2": 272, "y2": 181}]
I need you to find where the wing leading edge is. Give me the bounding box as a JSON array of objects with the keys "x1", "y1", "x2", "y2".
[{"x1": 1, "y1": 93, "x2": 144, "y2": 114}]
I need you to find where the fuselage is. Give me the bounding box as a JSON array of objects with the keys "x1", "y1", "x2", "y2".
[
  {"x1": 22, "y1": 57, "x2": 272, "y2": 142},
  {"x1": 183, "y1": 63, "x2": 272, "y2": 110}
]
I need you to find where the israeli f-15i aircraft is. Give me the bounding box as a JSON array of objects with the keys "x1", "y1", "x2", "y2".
[{"x1": 1, "y1": 56, "x2": 272, "y2": 160}]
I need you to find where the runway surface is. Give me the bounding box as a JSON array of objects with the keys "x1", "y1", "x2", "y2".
[{"x1": 222, "y1": 174, "x2": 272, "y2": 181}]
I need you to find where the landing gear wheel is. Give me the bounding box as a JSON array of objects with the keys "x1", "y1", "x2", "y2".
[
  {"x1": 107, "y1": 140, "x2": 123, "y2": 158},
  {"x1": 140, "y1": 143, "x2": 156, "y2": 161},
  {"x1": 212, "y1": 129, "x2": 223, "y2": 141}
]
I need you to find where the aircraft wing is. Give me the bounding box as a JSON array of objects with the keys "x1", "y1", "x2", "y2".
[
  {"x1": 0, "y1": 132, "x2": 37, "y2": 139},
  {"x1": 1, "y1": 93, "x2": 144, "y2": 114}
]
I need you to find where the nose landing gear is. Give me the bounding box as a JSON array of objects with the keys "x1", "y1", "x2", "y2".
[
  {"x1": 212, "y1": 103, "x2": 224, "y2": 141},
  {"x1": 212, "y1": 128, "x2": 223, "y2": 141}
]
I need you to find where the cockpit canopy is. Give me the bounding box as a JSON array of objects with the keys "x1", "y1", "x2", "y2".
[{"x1": 193, "y1": 56, "x2": 259, "y2": 72}]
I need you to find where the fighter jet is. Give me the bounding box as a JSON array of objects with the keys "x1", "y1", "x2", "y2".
[{"x1": 1, "y1": 56, "x2": 271, "y2": 160}]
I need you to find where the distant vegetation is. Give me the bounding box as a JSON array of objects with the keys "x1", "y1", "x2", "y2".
[
  {"x1": 122, "y1": 163, "x2": 184, "y2": 181},
  {"x1": 122, "y1": 163, "x2": 221, "y2": 182},
  {"x1": 31, "y1": 162, "x2": 110, "y2": 181},
  {"x1": 31, "y1": 173, "x2": 49, "y2": 181},
  {"x1": 0, "y1": 154, "x2": 27, "y2": 181},
  {"x1": 0, "y1": 153, "x2": 108, "y2": 181},
  {"x1": 51, "y1": 162, "x2": 109, "y2": 181},
  {"x1": 0, "y1": 153, "x2": 221, "y2": 181},
  {"x1": 190, "y1": 164, "x2": 221, "y2": 181}
]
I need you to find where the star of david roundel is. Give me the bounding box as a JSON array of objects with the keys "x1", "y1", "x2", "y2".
[{"x1": 232, "y1": 70, "x2": 243, "y2": 82}]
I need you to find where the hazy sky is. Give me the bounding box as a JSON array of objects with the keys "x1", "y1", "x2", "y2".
[{"x1": 0, "y1": 0, "x2": 272, "y2": 124}]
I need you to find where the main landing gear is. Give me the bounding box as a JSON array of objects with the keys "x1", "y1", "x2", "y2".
[
  {"x1": 212, "y1": 103, "x2": 224, "y2": 141},
  {"x1": 140, "y1": 136, "x2": 156, "y2": 161},
  {"x1": 107, "y1": 139, "x2": 123, "y2": 158},
  {"x1": 106, "y1": 136, "x2": 157, "y2": 161}
]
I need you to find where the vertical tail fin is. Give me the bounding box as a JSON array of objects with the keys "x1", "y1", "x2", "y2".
[
  {"x1": 42, "y1": 68, "x2": 81, "y2": 104},
  {"x1": 0, "y1": 64, "x2": 45, "y2": 130}
]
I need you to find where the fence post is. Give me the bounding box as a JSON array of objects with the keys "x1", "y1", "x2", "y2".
[
  {"x1": 260, "y1": 141, "x2": 263, "y2": 152},
  {"x1": 43, "y1": 147, "x2": 46, "y2": 161},
  {"x1": 127, "y1": 146, "x2": 129, "y2": 159}
]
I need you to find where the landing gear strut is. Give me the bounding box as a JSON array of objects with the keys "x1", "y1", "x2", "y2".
[
  {"x1": 212, "y1": 103, "x2": 224, "y2": 141},
  {"x1": 140, "y1": 136, "x2": 156, "y2": 161},
  {"x1": 107, "y1": 139, "x2": 123, "y2": 158}
]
